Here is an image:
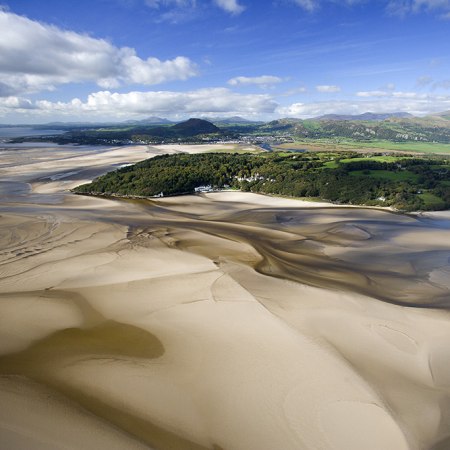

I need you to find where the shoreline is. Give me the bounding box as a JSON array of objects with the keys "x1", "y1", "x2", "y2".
[{"x1": 71, "y1": 188, "x2": 416, "y2": 215}]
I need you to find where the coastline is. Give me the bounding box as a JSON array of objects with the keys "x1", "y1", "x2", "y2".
[{"x1": 72, "y1": 187, "x2": 402, "y2": 212}]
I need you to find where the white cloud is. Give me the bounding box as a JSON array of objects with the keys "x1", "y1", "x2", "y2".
[
  {"x1": 357, "y1": 90, "x2": 389, "y2": 97},
  {"x1": 4, "y1": 88, "x2": 450, "y2": 122},
  {"x1": 392, "y1": 91, "x2": 426, "y2": 98},
  {"x1": 213, "y1": 0, "x2": 245, "y2": 14},
  {"x1": 278, "y1": 92, "x2": 450, "y2": 118},
  {"x1": 290, "y1": 0, "x2": 368, "y2": 12},
  {"x1": 228, "y1": 75, "x2": 283, "y2": 87},
  {"x1": 316, "y1": 85, "x2": 341, "y2": 93},
  {"x1": 0, "y1": 10, "x2": 197, "y2": 96},
  {"x1": 145, "y1": 0, "x2": 244, "y2": 14},
  {"x1": 0, "y1": 96, "x2": 37, "y2": 110},
  {"x1": 356, "y1": 90, "x2": 430, "y2": 99},
  {"x1": 0, "y1": 88, "x2": 277, "y2": 119}
]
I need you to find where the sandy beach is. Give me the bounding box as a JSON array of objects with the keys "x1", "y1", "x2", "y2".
[{"x1": 0, "y1": 144, "x2": 450, "y2": 450}]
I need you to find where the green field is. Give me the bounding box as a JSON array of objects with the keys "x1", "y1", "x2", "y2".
[
  {"x1": 350, "y1": 169, "x2": 419, "y2": 182},
  {"x1": 323, "y1": 155, "x2": 412, "y2": 169},
  {"x1": 340, "y1": 155, "x2": 411, "y2": 163},
  {"x1": 323, "y1": 160, "x2": 339, "y2": 168},
  {"x1": 419, "y1": 192, "x2": 447, "y2": 209},
  {"x1": 277, "y1": 139, "x2": 450, "y2": 155}
]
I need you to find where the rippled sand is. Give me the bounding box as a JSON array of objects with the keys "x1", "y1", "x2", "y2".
[{"x1": 0, "y1": 145, "x2": 450, "y2": 450}]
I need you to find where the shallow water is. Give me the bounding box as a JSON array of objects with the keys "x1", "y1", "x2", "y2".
[{"x1": 0, "y1": 127, "x2": 65, "y2": 139}]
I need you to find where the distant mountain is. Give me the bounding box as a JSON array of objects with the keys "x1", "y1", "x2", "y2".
[
  {"x1": 205, "y1": 116, "x2": 262, "y2": 124},
  {"x1": 431, "y1": 111, "x2": 450, "y2": 120},
  {"x1": 171, "y1": 118, "x2": 221, "y2": 136},
  {"x1": 122, "y1": 117, "x2": 173, "y2": 125},
  {"x1": 314, "y1": 112, "x2": 414, "y2": 121}
]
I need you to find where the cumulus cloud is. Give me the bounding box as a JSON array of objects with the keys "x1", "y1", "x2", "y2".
[
  {"x1": 0, "y1": 10, "x2": 197, "y2": 96},
  {"x1": 0, "y1": 96, "x2": 37, "y2": 110},
  {"x1": 0, "y1": 88, "x2": 277, "y2": 119},
  {"x1": 228, "y1": 75, "x2": 283, "y2": 87},
  {"x1": 316, "y1": 85, "x2": 341, "y2": 93}
]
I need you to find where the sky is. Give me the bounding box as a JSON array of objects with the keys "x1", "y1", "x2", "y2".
[{"x1": 1, "y1": 0, "x2": 450, "y2": 123}]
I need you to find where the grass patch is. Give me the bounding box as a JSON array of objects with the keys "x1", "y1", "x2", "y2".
[
  {"x1": 277, "y1": 139, "x2": 450, "y2": 154},
  {"x1": 419, "y1": 192, "x2": 446, "y2": 209},
  {"x1": 323, "y1": 160, "x2": 339, "y2": 168},
  {"x1": 340, "y1": 155, "x2": 409, "y2": 164},
  {"x1": 349, "y1": 169, "x2": 419, "y2": 182}
]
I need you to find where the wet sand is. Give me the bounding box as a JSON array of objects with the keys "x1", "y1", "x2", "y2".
[{"x1": 0, "y1": 144, "x2": 450, "y2": 449}]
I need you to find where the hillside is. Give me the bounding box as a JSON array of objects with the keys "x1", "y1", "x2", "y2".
[
  {"x1": 171, "y1": 118, "x2": 221, "y2": 136},
  {"x1": 314, "y1": 112, "x2": 413, "y2": 121},
  {"x1": 257, "y1": 115, "x2": 450, "y2": 144}
]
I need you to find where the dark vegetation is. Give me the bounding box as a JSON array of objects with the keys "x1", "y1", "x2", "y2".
[{"x1": 74, "y1": 152, "x2": 450, "y2": 211}]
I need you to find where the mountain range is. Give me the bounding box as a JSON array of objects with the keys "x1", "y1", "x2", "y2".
[
  {"x1": 5, "y1": 111, "x2": 450, "y2": 146},
  {"x1": 314, "y1": 112, "x2": 414, "y2": 121}
]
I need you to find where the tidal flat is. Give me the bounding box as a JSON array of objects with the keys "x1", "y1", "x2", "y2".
[{"x1": 0, "y1": 144, "x2": 450, "y2": 450}]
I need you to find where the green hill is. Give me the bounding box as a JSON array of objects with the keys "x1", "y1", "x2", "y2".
[{"x1": 171, "y1": 118, "x2": 221, "y2": 136}]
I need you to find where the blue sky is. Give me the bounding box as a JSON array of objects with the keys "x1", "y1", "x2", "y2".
[{"x1": 1, "y1": 0, "x2": 450, "y2": 123}]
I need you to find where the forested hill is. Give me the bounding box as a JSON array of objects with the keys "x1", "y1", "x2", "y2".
[{"x1": 74, "y1": 152, "x2": 450, "y2": 211}]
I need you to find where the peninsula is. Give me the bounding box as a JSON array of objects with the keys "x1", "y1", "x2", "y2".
[{"x1": 74, "y1": 151, "x2": 450, "y2": 211}]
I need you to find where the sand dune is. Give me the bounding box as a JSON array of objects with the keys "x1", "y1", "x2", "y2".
[{"x1": 0, "y1": 144, "x2": 450, "y2": 449}]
